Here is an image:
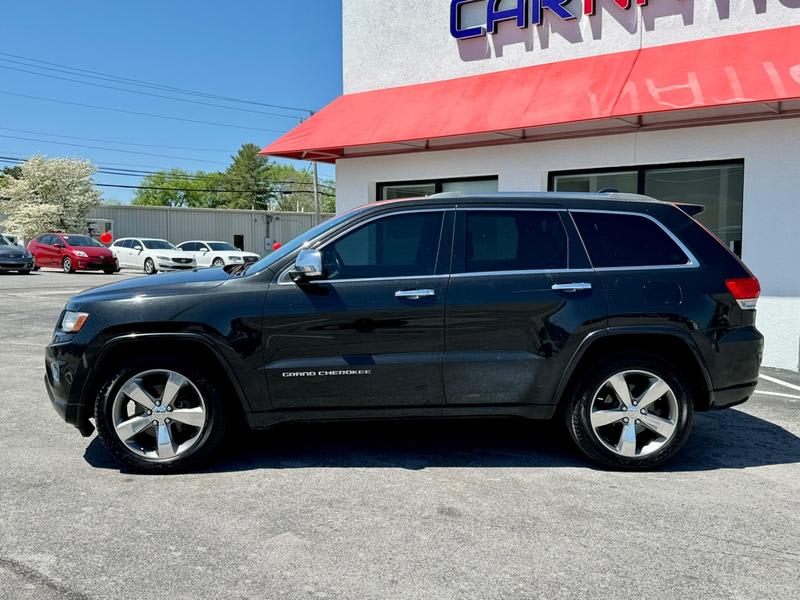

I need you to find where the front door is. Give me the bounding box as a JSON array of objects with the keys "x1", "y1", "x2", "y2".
[
  {"x1": 263, "y1": 209, "x2": 453, "y2": 410},
  {"x1": 444, "y1": 208, "x2": 607, "y2": 405}
]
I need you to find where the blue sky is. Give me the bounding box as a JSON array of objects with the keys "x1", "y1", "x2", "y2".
[{"x1": 0, "y1": 1, "x2": 342, "y2": 202}]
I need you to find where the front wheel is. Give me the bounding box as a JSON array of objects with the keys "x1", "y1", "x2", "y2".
[
  {"x1": 62, "y1": 256, "x2": 75, "y2": 273},
  {"x1": 94, "y1": 360, "x2": 228, "y2": 473},
  {"x1": 18, "y1": 269, "x2": 31, "y2": 275},
  {"x1": 564, "y1": 353, "x2": 693, "y2": 470},
  {"x1": 212, "y1": 257, "x2": 225, "y2": 268},
  {"x1": 143, "y1": 258, "x2": 156, "y2": 275}
]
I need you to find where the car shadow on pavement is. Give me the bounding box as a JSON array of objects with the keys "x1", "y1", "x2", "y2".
[{"x1": 83, "y1": 407, "x2": 800, "y2": 473}]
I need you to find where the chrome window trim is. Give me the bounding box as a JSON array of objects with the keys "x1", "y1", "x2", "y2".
[
  {"x1": 277, "y1": 208, "x2": 452, "y2": 286},
  {"x1": 569, "y1": 209, "x2": 700, "y2": 271},
  {"x1": 451, "y1": 268, "x2": 595, "y2": 279}
]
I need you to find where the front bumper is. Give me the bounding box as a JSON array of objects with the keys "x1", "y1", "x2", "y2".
[
  {"x1": 0, "y1": 258, "x2": 34, "y2": 271},
  {"x1": 157, "y1": 262, "x2": 195, "y2": 271},
  {"x1": 45, "y1": 339, "x2": 94, "y2": 436}
]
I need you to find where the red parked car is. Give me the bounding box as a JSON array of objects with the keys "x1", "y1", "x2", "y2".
[{"x1": 28, "y1": 233, "x2": 120, "y2": 274}]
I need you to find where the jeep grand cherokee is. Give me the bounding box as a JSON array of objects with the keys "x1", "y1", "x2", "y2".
[{"x1": 45, "y1": 193, "x2": 763, "y2": 473}]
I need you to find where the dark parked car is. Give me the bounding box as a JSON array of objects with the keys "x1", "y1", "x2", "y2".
[
  {"x1": 0, "y1": 233, "x2": 35, "y2": 273},
  {"x1": 45, "y1": 193, "x2": 763, "y2": 473},
  {"x1": 28, "y1": 233, "x2": 119, "y2": 274}
]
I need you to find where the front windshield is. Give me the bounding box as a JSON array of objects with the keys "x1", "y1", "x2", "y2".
[
  {"x1": 63, "y1": 235, "x2": 102, "y2": 248},
  {"x1": 247, "y1": 208, "x2": 366, "y2": 273},
  {"x1": 208, "y1": 242, "x2": 238, "y2": 251},
  {"x1": 143, "y1": 239, "x2": 177, "y2": 250}
]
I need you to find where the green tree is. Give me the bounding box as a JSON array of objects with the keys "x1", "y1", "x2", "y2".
[
  {"x1": 132, "y1": 169, "x2": 226, "y2": 208},
  {"x1": 223, "y1": 143, "x2": 272, "y2": 210},
  {"x1": 0, "y1": 156, "x2": 101, "y2": 240}
]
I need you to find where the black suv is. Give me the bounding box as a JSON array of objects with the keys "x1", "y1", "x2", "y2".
[{"x1": 45, "y1": 193, "x2": 763, "y2": 472}]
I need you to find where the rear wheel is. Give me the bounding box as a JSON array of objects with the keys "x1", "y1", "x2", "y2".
[
  {"x1": 94, "y1": 359, "x2": 228, "y2": 473},
  {"x1": 144, "y1": 258, "x2": 156, "y2": 275},
  {"x1": 564, "y1": 353, "x2": 693, "y2": 470},
  {"x1": 62, "y1": 256, "x2": 75, "y2": 273}
]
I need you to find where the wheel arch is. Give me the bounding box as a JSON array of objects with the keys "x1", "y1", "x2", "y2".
[
  {"x1": 83, "y1": 332, "x2": 250, "y2": 427},
  {"x1": 553, "y1": 328, "x2": 713, "y2": 412}
]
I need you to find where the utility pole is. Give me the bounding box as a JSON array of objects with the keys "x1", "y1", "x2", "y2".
[{"x1": 312, "y1": 161, "x2": 320, "y2": 226}]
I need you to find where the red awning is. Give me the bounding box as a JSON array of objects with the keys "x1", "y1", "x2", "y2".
[{"x1": 262, "y1": 25, "x2": 800, "y2": 163}]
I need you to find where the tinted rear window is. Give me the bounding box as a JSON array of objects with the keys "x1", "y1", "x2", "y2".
[
  {"x1": 572, "y1": 212, "x2": 689, "y2": 268},
  {"x1": 465, "y1": 210, "x2": 567, "y2": 273}
]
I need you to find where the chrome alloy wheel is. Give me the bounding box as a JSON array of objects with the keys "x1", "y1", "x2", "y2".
[
  {"x1": 589, "y1": 370, "x2": 679, "y2": 459},
  {"x1": 112, "y1": 369, "x2": 207, "y2": 460}
]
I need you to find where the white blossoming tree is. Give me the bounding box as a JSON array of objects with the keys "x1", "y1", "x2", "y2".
[{"x1": 0, "y1": 156, "x2": 101, "y2": 241}]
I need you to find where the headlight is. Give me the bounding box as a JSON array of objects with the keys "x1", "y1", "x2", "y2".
[
  {"x1": 61, "y1": 311, "x2": 89, "y2": 333},
  {"x1": 157, "y1": 255, "x2": 170, "y2": 261},
  {"x1": 228, "y1": 256, "x2": 243, "y2": 262},
  {"x1": 74, "y1": 251, "x2": 88, "y2": 258}
]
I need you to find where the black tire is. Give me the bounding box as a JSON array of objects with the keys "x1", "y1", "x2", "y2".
[
  {"x1": 212, "y1": 257, "x2": 225, "y2": 268},
  {"x1": 564, "y1": 352, "x2": 693, "y2": 470},
  {"x1": 18, "y1": 269, "x2": 31, "y2": 275},
  {"x1": 62, "y1": 256, "x2": 75, "y2": 273},
  {"x1": 94, "y1": 357, "x2": 229, "y2": 473},
  {"x1": 32, "y1": 265, "x2": 40, "y2": 271},
  {"x1": 144, "y1": 258, "x2": 156, "y2": 275},
  {"x1": 103, "y1": 269, "x2": 116, "y2": 274}
]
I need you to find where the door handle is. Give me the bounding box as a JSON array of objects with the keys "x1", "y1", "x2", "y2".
[
  {"x1": 395, "y1": 289, "x2": 435, "y2": 300},
  {"x1": 551, "y1": 282, "x2": 593, "y2": 293}
]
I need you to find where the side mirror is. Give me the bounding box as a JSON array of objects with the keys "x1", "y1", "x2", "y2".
[
  {"x1": 290, "y1": 249, "x2": 324, "y2": 283},
  {"x1": 134, "y1": 245, "x2": 143, "y2": 252}
]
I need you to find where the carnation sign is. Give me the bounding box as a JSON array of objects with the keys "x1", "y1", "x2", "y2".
[{"x1": 451, "y1": 0, "x2": 653, "y2": 39}]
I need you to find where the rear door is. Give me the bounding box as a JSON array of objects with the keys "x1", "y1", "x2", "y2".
[
  {"x1": 444, "y1": 207, "x2": 607, "y2": 405},
  {"x1": 263, "y1": 208, "x2": 453, "y2": 410}
]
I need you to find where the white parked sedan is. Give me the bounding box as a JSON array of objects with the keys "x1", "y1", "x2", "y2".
[
  {"x1": 176, "y1": 241, "x2": 260, "y2": 268},
  {"x1": 110, "y1": 238, "x2": 197, "y2": 274}
]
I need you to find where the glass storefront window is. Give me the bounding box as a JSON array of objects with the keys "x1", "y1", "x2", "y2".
[
  {"x1": 378, "y1": 177, "x2": 498, "y2": 200},
  {"x1": 550, "y1": 161, "x2": 744, "y2": 256}
]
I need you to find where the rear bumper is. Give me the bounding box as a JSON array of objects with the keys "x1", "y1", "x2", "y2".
[
  {"x1": 703, "y1": 325, "x2": 763, "y2": 410},
  {"x1": 709, "y1": 381, "x2": 757, "y2": 410}
]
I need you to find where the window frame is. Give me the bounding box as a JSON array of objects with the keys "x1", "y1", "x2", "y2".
[
  {"x1": 451, "y1": 207, "x2": 574, "y2": 277},
  {"x1": 568, "y1": 209, "x2": 700, "y2": 271},
  {"x1": 278, "y1": 208, "x2": 453, "y2": 285},
  {"x1": 377, "y1": 176, "x2": 499, "y2": 201},
  {"x1": 547, "y1": 159, "x2": 744, "y2": 195}
]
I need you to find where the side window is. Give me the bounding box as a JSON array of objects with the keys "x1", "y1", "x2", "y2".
[
  {"x1": 39, "y1": 235, "x2": 52, "y2": 245},
  {"x1": 321, "y1": 211, "x2": 444, "y2": 280},
  {"x1": 464, "y1": 211, "x2": 568, "y2": 273},
  {"x1": 181, "y1": 242, "x2": 196, "y2": 252},
  {"x1": 118, "y1": 240, "x2": 130, "y2": 248},
  {"x1": 572, "y1": 212, "x2": 690, "y2": 268}
]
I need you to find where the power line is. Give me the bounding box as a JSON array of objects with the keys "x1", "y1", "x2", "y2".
[
  {"x1": 95, "y1": 182, "x2": 335, "y2": 197},
  {"x1": 0, "y1": 63, "x2": 304, "y2": 120},
  {"x1": 0, "y1": 89, "x2": 288, "y2": 133},
  {"x1": 0, "y1": 155, "x2": 336, "y2": 190},
  {"x1": 0, "y1": 126, "x2": 233, "y2": 153},
  {"x1": 0, "y1": 134, "x2": 229, "y2": 165},
  {"x1": 0, "y1": 51, "x2": 315, "y2": 114}
]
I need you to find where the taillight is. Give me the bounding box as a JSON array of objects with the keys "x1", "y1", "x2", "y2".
[{"x1": 725, "y1": 277, "x2": 760, "y2": 310}]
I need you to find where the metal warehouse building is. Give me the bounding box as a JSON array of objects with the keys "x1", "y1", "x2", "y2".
[{"x1": 88, "y1": 205, "x2": 333, "y2": 255}]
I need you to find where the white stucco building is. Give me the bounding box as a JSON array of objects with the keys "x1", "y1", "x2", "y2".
[{"x1": 263, "y1": 0, "x2": 800, "y2": 371}]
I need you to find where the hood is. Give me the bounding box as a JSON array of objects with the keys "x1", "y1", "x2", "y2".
[
  {"x1": 69, "y1": 267, "x2": 230, "y2": 305},
  {"x1": 0, "y1": 244, "x2": 27, "y2": 255}
]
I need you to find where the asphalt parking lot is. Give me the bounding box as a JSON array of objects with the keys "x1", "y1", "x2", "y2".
[{"x1": 1, "y1": 269, "x2": 799, "y2": 600}]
